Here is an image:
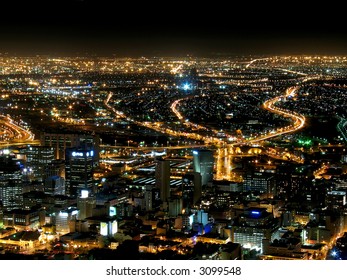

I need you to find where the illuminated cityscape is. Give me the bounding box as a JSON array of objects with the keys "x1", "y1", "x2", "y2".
[
  {"x1": 0, "y1": 1, "x2": 346, "y2": 262},
  {"x1": 0, "y1": 54, "x2": 346, "y2": 260}
]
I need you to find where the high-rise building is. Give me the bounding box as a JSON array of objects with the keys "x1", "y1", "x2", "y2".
[
  {"x1": 155, "y1": 157, "x2": 170, "y2": 203},
  {"x1": 24, "y1": 146, "x2": 55, "y2": 181},
  {"x1": 194, "y1": 209, "x2": 208, "y2": 226},
  {"x1": 243, "y1": 172, "x2": 276, "y2": 198},
  {"x1": 77, "y1": 190, "x2": 96, "y2": 220},
  {"x1": 168, "y1": 197, "x2": 183, "y2": 217},
  {"x1": 192, "y1": 149, "x2": 214, "y2": 186},
  {"x1": 0, "y1": 155, "x2": 23, "y2": 211},
  {"x1": 44, "y1": 175, "x2": 65, "y2": 195},
  {"x1": 232, "y1": 207, "x2": 279, "y2": 253},
  {"x1": 182, "y1": 172, "x2": 202, "y2": 208},
  {"x1": 55, "y1": 207, "x2": 79, "y2": 233},
  {"x1": 41, "y1": 132, "x2": 100, "y2": 160},
  {"x1": 44, "y1": 159, "x2": 65, "y2": 179},
  {"x1": 65, "y1": 148, "x2": 95, "y2": 197},
  {"x1": 326, "y1": 190, "x2": 347, "y2": 210}
]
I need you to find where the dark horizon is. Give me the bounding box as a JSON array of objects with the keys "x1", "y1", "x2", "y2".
[{"x1": 0, "y1": 1, "x2": 346, "y2": 57}]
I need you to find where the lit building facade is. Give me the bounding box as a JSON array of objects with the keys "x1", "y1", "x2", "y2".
[
  {"x1": 2, "y1": 208, "x2": 44, "y2": 230},
  {"x1": 232, "y1": 208, "x2": 279, "y2": 252},
  {"x1": 24, "y1": 146, "x2": 55, "y2": 181},
  {"x1": 55, "y1": 207, "x2": 79, "y2": 233},
  {"x1": 77, "y1": 190, "x2": 96, "y2": 220},
  {"x1": 40, "y1": 132, "x2": 100, "y2": 160},
  {"x1": 0, "y1": 155, "x2": 23, "y2": 211},
  {"x1": 65, "y1": 148, "x2": 95, "y2": 197},
  {"x1": 243, "y1": 172, "x2": 276, "y2": 198}
]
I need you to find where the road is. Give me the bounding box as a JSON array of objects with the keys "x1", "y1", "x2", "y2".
[
  {"x1": 105, "y1": 86, "x2": 307, "y2": 181},
  {"x1": 248, "y1": 87, "x2": 306, "y2": 143},
  {"x1": 0, "y1": 115, "x2": 36, "y2": 147}
]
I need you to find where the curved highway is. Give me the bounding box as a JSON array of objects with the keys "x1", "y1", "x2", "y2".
[
  {"x1": 106, "y1": 85, "x2": 306, "y2": 149},
  {"x1": 170, "y1": 87, "x2": 306, "y2": 145},
  {"x1": 0, "y1": 115, "x2": 37, "y2": 147},
  {"x1": 249, "y1": 87, "x2": 306, "y2": 143}
]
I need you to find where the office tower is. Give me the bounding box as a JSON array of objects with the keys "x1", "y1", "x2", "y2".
[
  {"x1": 24, "y1": 146, "x2": 55, "y2": 181},
  {"x1": 41, "y1": 132, "x2": 100, "y2": 160},
  {"x1": 195, "y1": 209, "x2": 208, "y2": 225},
  {"x1": 65, "y1": 148, "x2": 95, "y2": 197},
  {"x1": 77, "y1": 190, "x2": 96, "y2": 220},
  {"x1": 243, "y1": 171, "x2": 276, "y2": 198},
  {"x1": 55, "y1": 207, "x2": 79, "y2": 233},
  {"x1": 0, "y1": 155, "x2": 23, "y2": 211},
  {"x1": 232, "y1": 208, "x2": 279, "y2": 253},
  {"x1": 143, "y1": 185, "x2": 160, "y2": 211},
  {"x1": 326, "y1": 190, "x2": 347, "y2": 210},
  {"x1": 155, "y1": 157, "x2": 170, "y2": 203},
  {"x1": 168, "y1": 197, "x2": 183, "y2": 217},
  {"x1": 192, "y1": 149, "x2": 214, "y2": 186},
  {"x1": 182, "y1": 172, "x2": 202, "y2": 208},
  {"x1": 44, "y1": 175, "x2": 65, "y2": 195},
  {"x1": 44, "y1": 159, "x2": 65, "y2": 179}
]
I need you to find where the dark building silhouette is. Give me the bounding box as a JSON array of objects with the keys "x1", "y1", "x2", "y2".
[
  {"x1": 192, "y1": 149, "x2": 214, "y2": 186},
  {"x1": 155, "y1": 157, "x2": 170, "y2": 205}
]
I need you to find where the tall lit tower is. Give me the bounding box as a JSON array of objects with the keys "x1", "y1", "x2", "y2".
[
  {"x1": 65, "y1": 148, "x2": 95, "y2": 198},
  {"x1": 25, "y1": 146, "x2": 55, "y2": 181},
  {"x1": 192, "y1": 149, "x2": 214, "y2": 186},
  {"x1": 0, "y1": 155, "x2": 23, "y2": 210}
]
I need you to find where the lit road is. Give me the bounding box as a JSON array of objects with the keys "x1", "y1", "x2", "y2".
[
  {"x1": 170, "y1": 97, "x2": 230, "y2": 145},
  {"x1": 0, "y1": 115, "x2": 36, "y2": 147},
  {"x1": 245, "y1": 57, "x2": 270, "y2": 68},
  {"x1": 170, "y1": 86, "x2": 306, "y2": 180},
  {"x1": 100, "y1": 145, "x2": 206, "y2": 150},
  {"x1": 106, "y1": 86, "x2": 306, "y2": 181},
  {"x1": 170, "y1": 87, "x2": 306, "y2": 146},
  {"x1": 105, "y1": 93, "x2": 223, "y2": 144},
  {"x1": 248, "y1": 87, "x2": 306, "y2": 143}
]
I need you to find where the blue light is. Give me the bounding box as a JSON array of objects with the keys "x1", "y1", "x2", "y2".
[
  {"x1": 331, "y1": 250, "x2": 339, "y2": 258},
  {"x1": 251, "y1": 211, "x2": 260, "y2": 215},
  {"x1": 193, "y1": 151, "x2": 198, "y2": 155},
  {"x1": 183, "y1": 83, "x2": 190, "y2": 90},
  {"x1": 72, "y1": 151, "x2": 84, "y2": 157}
]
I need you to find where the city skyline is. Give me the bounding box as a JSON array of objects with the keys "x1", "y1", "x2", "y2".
[
  {"x1": 0, "y1": 55, "x2": 347, "y2": 260},
  {"x1": 1, "y1": 1, "x2": 347, "y2": 264}
]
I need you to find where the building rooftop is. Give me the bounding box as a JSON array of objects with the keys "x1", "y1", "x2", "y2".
[{"x1": 2, "y1": 231, "x2": 40, "y2": 241}]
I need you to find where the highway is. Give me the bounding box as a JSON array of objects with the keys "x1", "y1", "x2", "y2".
[
  {"x1": 248, "y1": 87, "x2": 306, "y2": 143},
  {"x1": 105, "y1": 92, "x2": 223, "y2": 145},
  {"x1": 170, "y1": 87, "x2": 306, "y2": 146},
  {"x1": 105, "y1": 86, "x2": 306, "y2": 181},
  {"x1": 105, "y1": 86, "x2": 306, "y2": 148},
  {"x1": 0, "y1": 115, "x2": 36, "y2": 147}
]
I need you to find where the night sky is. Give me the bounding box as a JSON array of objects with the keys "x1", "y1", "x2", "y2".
[{"x1": 0, "y1": 1, "x2": 346, "y2": 56}]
